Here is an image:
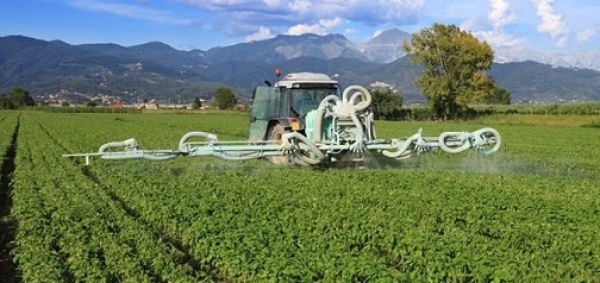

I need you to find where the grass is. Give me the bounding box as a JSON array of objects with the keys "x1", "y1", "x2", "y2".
[{"x1": 472, "y1": 113, "x2": 600, "y2": 127}]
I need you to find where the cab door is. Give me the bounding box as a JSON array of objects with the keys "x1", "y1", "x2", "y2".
[{"x1": 248, "y1": 87, "x2": 281, "y2": 142}]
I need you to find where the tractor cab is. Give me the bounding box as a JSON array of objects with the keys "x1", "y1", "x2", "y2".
[{"x1": 248, "y1": 71, "x2": 341, "y2": 143}]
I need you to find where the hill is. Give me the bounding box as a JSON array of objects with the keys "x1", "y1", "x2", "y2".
[{"x1": 1, "y1": 34, "x2": 600, "y2": 104}]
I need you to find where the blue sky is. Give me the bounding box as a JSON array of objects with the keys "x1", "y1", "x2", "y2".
[{"x1": 1, "y1": 0, "x2": 599, "y2": 54}]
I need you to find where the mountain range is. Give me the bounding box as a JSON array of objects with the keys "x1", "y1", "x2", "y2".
[{"x1": 1, "y1": 29, "x2": 600, "y2": 105}]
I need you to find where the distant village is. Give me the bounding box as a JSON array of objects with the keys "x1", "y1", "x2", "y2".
[{"x1": 39, "y1": 91, "x2": 210, "y2": 110}]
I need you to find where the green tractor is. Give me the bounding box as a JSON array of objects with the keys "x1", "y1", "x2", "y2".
[{"x1": 248, "y1": 71, "x2": 363, "y2": 164}]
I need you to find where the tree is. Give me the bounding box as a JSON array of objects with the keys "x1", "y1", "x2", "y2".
[
  {"x1": 403, "y1": 23, "x2": 495, "y2": 120},
  {"x1": 484, "y1": 85, "x2": 511, "y2": 105},
  {"x1": 191, "y1": 97, "x2": 202, "y2": 109},
  {"x1": 370, "y1": 88, "x2": 404, "y2": 120},
  {"x1": 0, "y1": 94, "x2": 13, "y2": 109},
  {"x1": 0, "y1": 87, "x2": 36, "y2": 109},
  {"x1": 86, "y1": 100, "x2": 98, "y2": 107},
  {"x1": 9, "y1": 87, "x2": 36, "y2": 108},
  {"x1": 212, "y1": 87, "x2": 236, "y2": 109}
]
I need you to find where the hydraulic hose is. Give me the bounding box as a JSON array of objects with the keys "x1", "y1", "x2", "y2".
[
  {"x1": 472, "y1": 127, "x2": 502, "y2": 154},
  {"x1": 437, "y1": 127, "x2": 501, "y2": 155},
  {"x1": 344, "y1": 85, "x2": 372, "y2": 111},
  {"x1": 179, "y1": 131, "x2": 218, "y2": 152},
  {"x1": 313, "y1": 86, "x2": 372, "y2": 143},
  {"x1": 281, "y1": 132, "x2": 325, "y2": 165},
  {"x1": 381, "y1": 132, "x2": 421, "y2": 158},
  {"x1": 98, "y1": 138, "x2": 138, "y2": 153},
  {"x1": 313, "y1": 95, "x2": 341, "y2": 142}
]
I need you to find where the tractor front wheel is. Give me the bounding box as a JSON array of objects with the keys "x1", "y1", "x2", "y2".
[{"x1": 268, "y1": 124, "x2": 291, "y2": 165}]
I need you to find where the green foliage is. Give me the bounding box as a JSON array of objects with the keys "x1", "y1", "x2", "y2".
[
  {"x1": 376, "y1": 101, "x2": 600, "y2": 121},
  {"x1": 212, "y1": 87, "x2": 237, "y2": 109},
  {"x1": 470, "y1": 101, "x2": 600, "y2": 115},
  {"x1": 86, "y1": 100, "x2": 97, "y2": 107},
  {"x1": 0, "y1": 86, "x2": 36, "y2": 109},
  {"x1": 484, "y1": 85, "x2": 511, "y2": 105},
  {"x1": 0, "y1": 94, "x2": 13, "y2": 109},
  {"x1": 10, "y1": 114, "x2": 201, "y2": 282},
  {"x1": 370, "y1": 88, "x2": 404, "y2": 120},
  {"x1": 403, "y1": 23, "x2": 496, "y2": 120},
  {"x1": 3, "y1": 112, "x2": 600, "y2": 282},
  {"x1": 191, "y1": 97, "x2": 201, "y2": 109},
  {"x1": 35, "y1": 106, "x2": 142, "y2": 114}
]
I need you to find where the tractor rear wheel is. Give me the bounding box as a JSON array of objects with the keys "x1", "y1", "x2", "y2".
[{"x1": 268, "y1": 124, "x2": 291, "y2": 165}]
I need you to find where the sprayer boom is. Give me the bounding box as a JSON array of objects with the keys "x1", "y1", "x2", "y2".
[
  {"x1": 63, "y1": 77, "x2": 502, "y2": 167},
  {"x1": 63, "y1": 127, "x2": 501, "y2": 166}
]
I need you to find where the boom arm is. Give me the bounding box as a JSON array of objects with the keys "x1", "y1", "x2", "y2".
[{"x1": 63, "y1": 126, "x2": 501, "y2": 166}]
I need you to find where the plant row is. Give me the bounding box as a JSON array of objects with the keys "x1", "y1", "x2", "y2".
[
  {"x1": 34, "y1": 106, "x2": 143, "y2": 114},
  {"x1": 0, "y1": 112, "x2": 18, "y2": 156},
  {"x1": 10, "y1": 114, "x2": 212, "y2": 282},
  {"x1": 38, "y1": 112, "x2": 600, "y2": 282}
]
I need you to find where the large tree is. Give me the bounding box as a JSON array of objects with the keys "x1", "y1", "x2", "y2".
[
  {"x1": 403, "y1": 23, "x2": 495, "y2": 120},
  {"x1": 212, "y1": 87, "x2": 236, "y2": 109}
]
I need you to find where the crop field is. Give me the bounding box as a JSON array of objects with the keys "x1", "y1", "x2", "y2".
[{"x1": 1, "y1": 111, "x2": 599, "y2": 282}]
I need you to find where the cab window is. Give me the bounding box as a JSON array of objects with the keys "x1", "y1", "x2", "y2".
[
  {"x1": 291, "y1": 88, "x2": 338, "y2": 116},
  {"x1": 251, "y1": 87, "x2": 280, "y2": 120}
]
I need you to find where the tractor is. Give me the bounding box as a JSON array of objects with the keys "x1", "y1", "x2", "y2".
[{"x1": 63, "y1": 70, "x2": 502, "y2": 167}]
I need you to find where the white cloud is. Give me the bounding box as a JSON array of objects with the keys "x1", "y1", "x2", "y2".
[
  {"x1": 488, "y1": 0, "x2": 516, "y2": 29},
  {"x1": 343, "y1": 28, "x2": 359, "y2": 38},
  {"x1": 287, "y1": 17, "x2": 342, "y2": 36},
  {"x1": 287, "y1": 24, "x2": 324, "y2": 36},
  {"x1": 460, "y1": 17, "x2": 484, "y2": 33},
  {"x1": 176, "y1": 0, "x2": 425, "y2": 37},
  {"x1": 530, "y1": 0, "x2": 569, "y2": 46},
  {"x1": 576, "y1": 28, "x2": 595, "y2": 43},
  {"x1": 288, "y1": 0, "x2": 312, "y2": 14},
  {"x1": 319, "y1": 17, "x2": 343, "y2": 29},
  {"x1": 245, "y1": 26, "x2": 275, "y2": 41},
  {"x1": 461, "y1": 1, "x2": 522, "y2": 49},
  {"x1": 473, "y1": 30, "x2": 523, "y2": 47},
  {"x1": 372, "y1": 29, "x2": 384, "y2": 38},
  {"x1": 65, "y1": 0, "x2": 193, "y2": 26}
]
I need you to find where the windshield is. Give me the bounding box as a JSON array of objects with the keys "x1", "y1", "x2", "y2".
[{"x1": 291, "y1": 88, "x2": 339, "y2": 116}]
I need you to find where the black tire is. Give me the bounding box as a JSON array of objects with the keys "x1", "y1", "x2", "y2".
[{"x1": 268, "y1": 124, "x2": 291, "y2": 165}]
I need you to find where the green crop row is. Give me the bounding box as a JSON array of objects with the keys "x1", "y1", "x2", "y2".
[
  {"x1": 10, "y1": 114, "x2": 212, "y2": 282},
  {"x1": 0, "y1": 112, "x2": 18, "y2": 155},
  {"x1": 27, "y1": 112, "x2": 600, "y2": 282},
  {"x1": 34, "y1": 106, "x2": 143, "y2": 114}
]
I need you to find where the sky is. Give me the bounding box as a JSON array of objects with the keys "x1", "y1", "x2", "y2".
[{"x1": 1, "y1": 0, "x2": 599, "y2": 55}]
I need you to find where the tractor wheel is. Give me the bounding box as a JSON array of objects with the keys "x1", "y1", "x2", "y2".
[{"x1": 268, "y1": 124, "x2": 291, "y2": 165}]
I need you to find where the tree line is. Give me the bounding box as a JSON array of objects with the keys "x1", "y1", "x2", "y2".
[{"x1": 0, "y1": 87, "x2": 36, "y2": 109}]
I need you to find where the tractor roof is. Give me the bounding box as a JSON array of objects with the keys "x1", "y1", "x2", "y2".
[{"x1": 274, "y1": 72, "x2": 338, "y2": 88}]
